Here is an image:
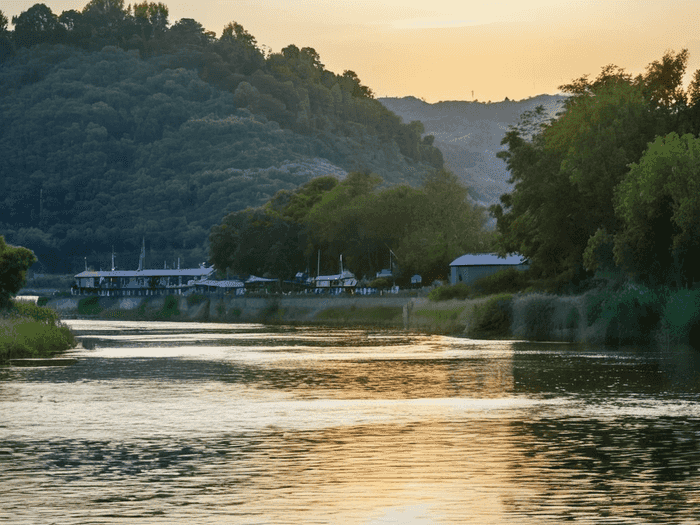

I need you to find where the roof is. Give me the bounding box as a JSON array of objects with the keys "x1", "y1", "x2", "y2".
[
  {"x1": 449, "y1": 253, "x2": 527, "y2": 267},
  {"x1": 75, "y1": 267, "x2": 214, "y2": 278},
  {"x1": 196, "y1": 279, "x2": 244, "y2": 288}
]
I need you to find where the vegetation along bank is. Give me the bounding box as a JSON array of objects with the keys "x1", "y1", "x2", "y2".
[{"x1": 1, "y1": 236, "x2": 76, "y2": 363}]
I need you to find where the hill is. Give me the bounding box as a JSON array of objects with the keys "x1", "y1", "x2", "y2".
[
  {"x1": 0, "y1": 4, "x2": 443, "y2": 273},
  {"x1": 379, "y1": 95, "x2": 566, "y2": 207}
]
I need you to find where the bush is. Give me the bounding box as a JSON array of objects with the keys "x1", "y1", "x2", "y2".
[
  {"x1": 583, "y1": 282, "x2": 665, "y2": 345},
  {"x1": 0, "y1": 301, "x2": 76, "y2": 361},
  {"x1": 368, "y1": 277, "x2": 391, "y2": 289},
  {"x1": 470, "y1": 268, "x2": 530, "y2": 297},
  {"x1": 511, "y1": 293, "x2": 557, "y2": 341},
  {"x1": 467, "y1": 293, "x2": 513, "y2": 339},
  {"x1": 662, "y1": 288, "x2": 700, "y2": 344},
  {"x1": 428, "y1": 282, "x2": 471, "y2": 301}
]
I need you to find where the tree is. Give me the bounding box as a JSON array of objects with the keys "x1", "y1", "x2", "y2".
[
  {"x1": 0, "y1": 9, "x2": 8, "y2": 34},
  {"x1": 641, "y1": 49, "x2": 689, "y2": 110},
  {"x1": 12, "y1": 4, "x2": 59, "y2": 48},
  {"x1": 0, "y1": 8, "x2": 13, "y2": 62},
  {"x1": 220, "y1": 21, "x2": 256, "y2": 48},
  {"x1": 492, "y1": 55, "x2": 680, "y2": 283},
  {"x1": 132, "y1": 1, "x2": 169, "y2": 39},
  {"x1": 0, "y1": 236, "x2": 37, "y2": 309},
  {"x1": 614, "y1": 132, "x2": 700, "y2": 286}
]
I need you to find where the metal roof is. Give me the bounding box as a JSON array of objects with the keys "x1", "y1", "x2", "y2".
[
  {"x1": 449, "y1": 253, "x2": 527, "y2": 267},
  {"x1": 196, "y1": 279, "x2": 244, "y2": 288},
  {"x1": 75, "y1": 267, "x2": 214, "y2": 278}
]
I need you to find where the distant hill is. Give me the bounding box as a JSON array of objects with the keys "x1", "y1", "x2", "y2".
[
  {"x1": 379, "y1": 95, "x2": 566, "y2": 207},
  {"x1": 0, "y1": 5, "x2": 444, "y2": 273}
]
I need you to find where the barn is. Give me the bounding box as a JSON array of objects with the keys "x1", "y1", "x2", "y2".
[{"x1": 449, "y1": 253, "x2": 528, "y2": 285}]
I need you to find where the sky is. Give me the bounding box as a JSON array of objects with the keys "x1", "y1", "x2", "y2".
[{"x1": 5, "y1": 0, "x2": 700, "y2": 102}]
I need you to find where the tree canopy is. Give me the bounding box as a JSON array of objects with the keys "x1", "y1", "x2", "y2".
[
  {"x1": 1, "y1": 1, "x2": 443, "y2": 273},
  {"x1": 0, "y1": 236, "x2": 37, "y2": 308},
  {"x1": 492, "y1": 49, "x2": 700, "y2": 289},
  {"x1": 210, "y1": 171, "x2": 492, "y2": 282}
]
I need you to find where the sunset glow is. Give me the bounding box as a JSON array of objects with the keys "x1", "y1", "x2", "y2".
[{"x1": 5, "y1": 0, "x2": 700, "y2": 102}]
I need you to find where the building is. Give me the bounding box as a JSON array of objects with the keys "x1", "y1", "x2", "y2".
[
  {"x1": 449, "y1": 253, "x2": 528, "y2": 286},
  {"x1": 73, "y1": 266, "x2": 215, "y2": 296}
]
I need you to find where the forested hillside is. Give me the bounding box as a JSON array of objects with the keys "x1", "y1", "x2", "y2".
[
  {"x1": 0, "y1": 2, "x2": 443, "y2": 273},
  {"x1": 379, "y1": 95, "x2": 565, "y2": 207}
]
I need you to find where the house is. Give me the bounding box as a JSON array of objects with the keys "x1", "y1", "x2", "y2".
[
  {"x1": 449, "y1": 253, "x2": 528, "y2": 286},
  {"x1": 73, "y1": 265, "x2": 215, "y2": 296}
]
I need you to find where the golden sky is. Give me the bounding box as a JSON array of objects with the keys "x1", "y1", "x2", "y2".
[{"x1": 6, "y1": 0, "x2": 700, "y2": 102}]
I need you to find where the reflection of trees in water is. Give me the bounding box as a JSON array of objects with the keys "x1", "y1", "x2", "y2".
[
  {"x1": 510, "y1": 342, "x2": 700, "y2": 395},
  {"x1": 506, "y1": 343, "x2": 700, "y2": 521},
  {"x1": 506, "y1": 416, "x2": 700, "y2": 521}
]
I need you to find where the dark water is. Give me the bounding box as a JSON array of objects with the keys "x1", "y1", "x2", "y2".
[{"x1": 2, "y1": 320, "x2": 700, "y2": 524}]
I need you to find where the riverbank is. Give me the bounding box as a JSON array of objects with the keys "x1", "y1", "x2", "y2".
[
  {"x1": 0, "y1": 302, "x2": 77, "y2": 363},
  {"x1": 44, "y1": 287, "x2": 700, "y2": 348},
  {"x1": 47, "y1": 294, "x2": 482, "y2": 333}
]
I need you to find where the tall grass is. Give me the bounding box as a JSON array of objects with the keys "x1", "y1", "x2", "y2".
[
  {"x1": 466, "y1": 294, "x2": 513, "y2": 339},
  {"x1": 0, "y1": 301, "x2": 76, "y2": 362}
]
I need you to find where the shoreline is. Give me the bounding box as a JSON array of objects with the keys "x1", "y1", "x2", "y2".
[
  {"x1": 45, "y1": 294, "x2": 486, "y2": 335},
  {"x1": 42, "y1": 291, "x2": 696, "y2": 347}
]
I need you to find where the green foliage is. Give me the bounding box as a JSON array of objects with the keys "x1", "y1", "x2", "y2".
[
  {"x1": 0, "y1": 300, "x2": 76, "y2": 361},
  {"x1": 211, "y1": 169, "x2": 491, "y2": 281},
  {"x1": 661, "y1": 288, "x2": 700, "y2": 343},
  {"x1": 614, "y1": 132, "x2": 700, "y2": 286},
  {"x1": 0, "y1": 236, "x2": 37, "y2": 308},
  {"x1": 78, "y1": 295, "x2": 102, "y2": 315},
  {"x1": 0, "y1": 5, "x2": 443, "y2": 272},
  {"x1": 583, "y1": 282, "x2": 665, "y2": 344},
  {"x1": 492, "y1": 51, "x2": 691, "y2": 286},
  {"x1": 467, "y1": 294, "x2": 513, "y2": 339},
  {"x1": 428, "y1": 283, "x2": 471, "y2": 301},
  {"x1": 368, "y1": 277, "x2": 391, "y2": 289},
  {"x1": 470, "y1": 267, "x2": 530, "y2": 297}
]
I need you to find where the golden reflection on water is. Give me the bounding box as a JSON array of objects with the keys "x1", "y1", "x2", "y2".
[{"x1": 2, "y1": 321, "x2": 699, "y2": 524}]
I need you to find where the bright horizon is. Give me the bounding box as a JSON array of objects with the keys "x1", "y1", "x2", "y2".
[{"x1": 4, "y1": 0, "x2": 700, "y2": 103}]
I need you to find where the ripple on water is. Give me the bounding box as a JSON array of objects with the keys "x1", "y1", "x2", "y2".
[{"x1": 2, "y1": 321, "x2": 700, "y2": 524}]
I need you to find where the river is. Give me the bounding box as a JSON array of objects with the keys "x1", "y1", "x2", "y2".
[{"x1": 2, "y1": 320, "x2": 700, "y2": 524}]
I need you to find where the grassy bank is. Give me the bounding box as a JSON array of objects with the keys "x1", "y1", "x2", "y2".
[
  {"x1": 430, "y1": 273, "x2": 700, "y2": 346},
  {"x1": 1, "y1": 301, "x2": 77, "y2": 362}
]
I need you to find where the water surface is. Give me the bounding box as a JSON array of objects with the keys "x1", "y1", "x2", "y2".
[{"x1": 2, "y1": 320, "x2": 700, "y2": 523}]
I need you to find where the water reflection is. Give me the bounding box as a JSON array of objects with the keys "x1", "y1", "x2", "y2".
[{"x1": 2, "y1": 321, "x2": 700, "y2": 524}]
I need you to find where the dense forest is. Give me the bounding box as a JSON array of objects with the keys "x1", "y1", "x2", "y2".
[
  {"x1": 492, "y1": 49, "x2": 700, "y2": 290},
  {"x1": 209, "y1": 170, "x2": 493, "y2": 283},
  {"x1": 0, "y1": 1, "x2": 443, "y2": 273}
]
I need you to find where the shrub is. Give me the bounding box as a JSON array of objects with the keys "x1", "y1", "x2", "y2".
[
  {"x1": 428, "y1": 282, "x2": 471, "y2": 301},
  {"x1": 662, "y1": 288, "x2": 700, "y2": 344},
  {"x1": 0, "y1": 301, "x2": 76, "y2": 361},
  {"x1": 583, "y1": 282, "x2": 665, "y2": 345},
  {"x1": 511, "y1": 293, "x2": 557, "y2": 341},
  {"x1": 470, "y1": 268, "x2": 530, "y2": 297},
  {"x1": 369, "y1": 277, "x2": 391, "y2": 289},
  {"x1": 467, "y1": 293, "x2": 513, "y2": 339}
]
